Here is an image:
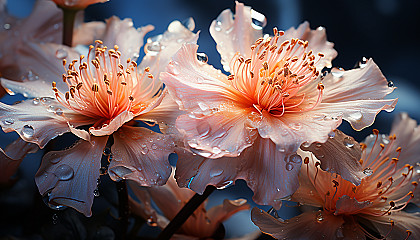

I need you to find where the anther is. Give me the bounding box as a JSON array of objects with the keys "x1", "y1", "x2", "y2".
[
  {"x1": 396, "y1": 147, "x2": 402, "y2": 152},
  {"x1": 62, "y1": 59, "x2": 67, "y2": 66},
  {"x1": 129, "y1": 96, "x2": 134, "y2": 101},
  {"x1": 91, "y1": 83, "x2": 99, "y2": 92},
  {"x1": 317, "y1": 83, "x2": 324, "y2": 90},
  {"x1": 76, "y1": 82, "x2": 83, "y2": 90},
  {"x1": 114, "y1": 45, "x2": 119, "y2": 51},
  {"x1": 332, "y1": 180, "x2": 339, "y2": 187},
  {"x1": 373, "y1": 129, "x2": 379, "y2": 135},
  {"x1": 95, "y1": 40, "x2": 103, "y2": 45},
  {"x1": 144, "y1": 67, "x2": 150, "y2": 72},
  {"x1": 148, "y1": 74, "x2": 154, "y2": 79},
  {"x1": 380, "y1": 143, "x2": 385, "y2": 149},
  {"x1": 227, "y1": 75, "x2": 235, "y2": 81},
  {"x1": 65, "y1": 92, "x2": 70, "y2": 100},
  {"x1": 318, "y1": 53, "x2": 325, "y2": 57},
  {"x1": 389, "y1": 201, "x2": 395, "y2": 208}
]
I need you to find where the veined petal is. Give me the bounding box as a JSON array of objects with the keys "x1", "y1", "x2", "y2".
[
  {"x1": 175, "y1": 138, "x2": 301, "y2": 208},
  {"x1": 251, "y1": 208, "x2": 345, "y2": 240},
  {"x1": 209, "y1": 1, "x2": 263, "y2": 71},
  {"x1": 89, "y1": 111, "x2": 134, "y2": 136},
  {"x1": 0, "y1": 138, "x2": 38, "y2": 183},
  {"x1": 102, "y1": 16, "x2": 153, "y2": 61},
  {"x1": 281, "y1": 21, "x2": 337, "y2": 70},
  {"x1": 0, "y1": 99, "x2": 72, "y2": 148},
  {"x1": 323, "y1": 59, "x2": 395, "y2": 102},
  {"x1": 35, "y1": 136, "x2": 108, "y2": 216},
  {"x1": 160, "y1": 43, "x2": 234, "y2": 114},
  {"x1": 108, "y1": 126, "x2": 173, "y2": 186},
  {"x1": 176, "y1": 107, "x2": 256, "y2": 158},
  {"x1": 315, "y1": 98, "x2": 397, "y2": 131},
  {"x1": 300, "y1": 129, "x2": 365, "y2": 186},
  {"x1": 363, "y1": 212, "x2": 420, "y2": 239},
  {"x1": 140, "y1": 18, "x2": 198, "y2": 81}
]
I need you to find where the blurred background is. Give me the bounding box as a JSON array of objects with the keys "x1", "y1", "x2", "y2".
[{"x1": 1, "y1": 0, "x2": 420, "y2": 239}]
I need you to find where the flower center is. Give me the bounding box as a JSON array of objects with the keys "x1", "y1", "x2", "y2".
[
  {"x1": 228, "y1": 28, "x2": 324, "y2": 116},
  {"x1": 53, "y1": 40, "x2": 161, "y2": 128}
]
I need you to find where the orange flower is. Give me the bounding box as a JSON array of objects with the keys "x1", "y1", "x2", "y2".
[
  {"x1": 0, "y1": 18, "x2": 198, "y2": 215},
  {"x1": 160, "y1": 2, "x2": 397, "y2": 208},
  {"x1": 252, "y1": 113, "x2": 420, "y2": 239}
]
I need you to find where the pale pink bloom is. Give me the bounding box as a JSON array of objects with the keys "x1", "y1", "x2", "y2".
[
  {"x1": 0, "y1": 18, "x2": 198, "y2": 215},
  {"x1": 252, "y1": 113, "x2": 420, "y2": 239},
  {"x1": 51, "y1": 0, "x2": 108, "y2": 9},
  {"x1": 160, "y1": 2, "x2": 397, "y2": 208},
  {"x1": 129, "y1": 170, "x2": 251, "y2": 239}
]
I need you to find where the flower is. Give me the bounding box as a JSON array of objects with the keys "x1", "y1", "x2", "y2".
[
  {"x1": 0, "y1": 18, "x2": 198, "y2": 216},
  {"x1": 129, "y1": 170, "x2": 251, "y2": 239},
  {"x1": 251, "y1": 113, "x2": 420, "y2": 239},
  {"x1": 51, "y1": 0, "x2": 108, "y2": 9},
  {"x1": 160, "y1": 1, "x2": 397, "y2": 207}
]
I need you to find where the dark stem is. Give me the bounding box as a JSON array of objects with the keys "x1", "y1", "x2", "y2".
[
  {"x1": 61, "y1": 8, "x2": 78, "y2": 47},
  {"x1": 157, "y1": 185, "x2": 216, "y2": 240},
  {"x1": 116, "y1": 180, "x2": 129, "y2": 240}
]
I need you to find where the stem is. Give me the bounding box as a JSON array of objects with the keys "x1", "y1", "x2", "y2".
[
  {"x1": 157, "y1": 185, "x2": 216, "y2": 240},
  {"x1": 61, "y1": 8, "x2": 78, "y2": 47},
  {"x1": 116, "y1": 180, "x2": 129, "y2": 240}
]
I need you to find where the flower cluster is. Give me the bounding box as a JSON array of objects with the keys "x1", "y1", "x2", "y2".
[{"x1": 0, "y1": 0, "x2": 418, "y2": 239}]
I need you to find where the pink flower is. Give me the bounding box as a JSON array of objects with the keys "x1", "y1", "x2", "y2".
[
  {"x1": 160, "y1": 2, "x2": 397, "y2": 208},
  {"x1": 0, "y1": 18, "x2": 198, "y2": 215},
  {"x1": 252, "y1": 113, "x2": 420, "y2": 239},
  {"x1": 51, "y1": 0, "x2": 108, "y2": 9},
  {"x1": 129, "y1": 170, "x2": 251, "y2": 239}
]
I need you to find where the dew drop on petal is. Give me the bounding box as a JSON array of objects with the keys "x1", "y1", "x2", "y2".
[
  {"x1": 145, "y1": 42, "x2": 161, "y2": 56},
  {"x1": 363, "y1": 168, "x2": 373, "y2": 176},
  {"x1": 196, "y1": 52, "x2": 208, "y2": 63},
  {"x1": 209, "y1": 167, "x2": 223, "y2": 177},
  {"x1": 212, "y1": 146, "x2": 222, "y2": 154},
  {"x1": 214, "y1": 20, "x2": 222, "y2": 31},
  {"x1": 140, "y1": 144, "x2": 148, "y2": 154},
  {"x1": 93, "y1": 188, "x2": 100, "y2": 197},
  {"x1": 216, "y1": 180, "x2": 233, "y2": 189},
  {"x1": 197, "y1": 121, "x2": 211, "y2": 137},
  {"x1": 151, "y1": 143, "x2": 158, "y2": 150},
  {"x1": 358, "y1": 57, "x2": 368, "y2": 68},
  {"x1": 316, "y1": 212, "x2": 324, "y2": 223},
  {"x1": 33, "y1": 98, "x2": 40, "y2": 105},
  {"x1": 289, "y1": 154, "x2": 302, "y2": 164},
  {"x1": 55, "y1": 48, "x2": 68, "y2": 59},
  {"x1": 331, "y1": 67, "x2": 344, "y2": 78},
  {"x1": 22, "y1": 125, "x2": 35, "y2": 138},
  {"x1": 2, "y1": 117, "x2": 15, "y2": 125},
  {"x1": 55, "y1": 108, "x2": 63, "y2": 116},
  {"x1": 289, "y1": 122, "x2": 302, "y2": 131},
  {"x1": 388, "y1": 81, "x2": 394, "y2": 88},
  {"x1": 285, "y1": 163, "x2": 294, "y2": 171},
  {"x1": 328, "y1": 131, "x2": 335, "y2": 138},
  {"x1": 250, "y1": 9, "x2": 267, "y2": 30},
  {"x1": 55, "y1": 164, "x2": 74, "y2": 181},
  {"x1": 315, "y1": 143, "x2": 322, "y2": 148},
  {"x1": 49, "y1": 204, "x2": 67, "y2": 211},
  {"x1": 343, "y1": 137, "x2": 354, "y2": 148},
  {"x1": 349, "y1": 111, "x2": 363, "y2": 121},
  {"x1": 3, "y1": 23, "x2": 11, "y2": 30},
  {"x1": 301, "y1": 141, "x2": 311, "y2": 148}
]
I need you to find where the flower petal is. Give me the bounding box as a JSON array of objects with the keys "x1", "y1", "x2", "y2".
[
  {"x1": 364, "y1": 212, "x2": 420, "y2": 239},
  {"x1": 300, "y1": 129, "x2": 365, "y2": 186},
  {"x1": 73, "y1": 21, "x2": 106, "y2": 46},
  {"x1": 209, "y1": 1, "x2": 263, "y2": 71},
  {"x1": 89, "y1": 111, "x2": 134, "y2": 136},
  {"x1": 175, "y1": 138, "x2": 301, "y2": 208},
  {"x1": 281, "y1": 21, "x2": 337, "y2": 70},
  {"x1": 0, "y1": 138, "x2": 38, "y2": 183},
  {"x1": 176, "y1": 107, "x2": 256, "y2": 158},
  {"x1": 251, "y1": 208, "x2": 344, "y2": 240},
  {"x1": 140, "y1": 18, "x2": 198, "y2": 80},
  {"x1": 207, "y1": 198, "x2": 250, "y2": 225},
  {"x1": 108, "y1": 126, "x2": 173, "y2": 186},
  {"x1": 101, "y1": 16, "x2": 153, "y2": 61},
  {"x1": 35, "y1": 136, "x2": 108, "y2": 216},
  {"x1": 0, "y1": 99, "x2": 72, "y2": 148},
  {"x1": 334, "y1": 195, "x2": 372, "y2": 215}
]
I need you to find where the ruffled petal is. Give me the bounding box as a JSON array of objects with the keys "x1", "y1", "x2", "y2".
[
  {"x1": 280, "y1": 21, "x2": 337, "y2": 70},
  {"x1": 300, "y1": 129, "x2": 365, "y2": 186},
  {"x1": 363, "y1": 212, "x2": 420, "y2": 239},
  {"x1": 0, "y1": 138, "x2": 38, "y2": 183},
  {"x1": 175, "y1": 137, "x2": 301, "y2": 208},
  {"x1": 160, "y1": 43, "x2": 236, "y2": 114},
  {"x1": 176, "y1": 107, "x2": 257, "y2": 158},
  {"x1": 35, "y1": 136, "x2": 108, "y2": 216},
  {"x1": 0, "y1": 99, "x2": 73, "y2": 148},
  {"x1": 140, "y1": 18, "x2": 198, "y2": 80},
  {"x1": 89, "y1": 111, "x2": 134, "y2": 136},
  {"x1": 101, "y1": 16, "x2": 153, "y2": 61},
  {"x1": 108, "y1": 126, "x2": 173, "y2": 186},
  {"x1": 334, "y1": 195, "x2": 372, "y2": 215},
  {"x1": 209, "y1": 1, "x2": 263, "y2": 71},
  {"x1": 251, "y1": 208, "x2": 344, "y2": 240},
  {"x1": 315, "y1": 98, "x2": 397, "y2": 131}
]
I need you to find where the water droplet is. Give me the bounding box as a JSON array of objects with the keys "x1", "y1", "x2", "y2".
[
  {"x1": 212, "y1": 146, "x2": 222, "y2": 154},
  {"x1": 151, "y1": 143, "x2": 158, "y2": 150},
  {"x1": 316, "y1": 212, "x2": 324, "y2": 223},
  {"x1": 388, "y1": 81, "x2": 394, "y2": 88},
  {"x1": 55, "y1": 164, "x2": 74, "y2": 181},
  {"x1": 55, "y1": 108, "x2": 63, "y2": 116},
  {"x1": 47, "y1": 105, "x2": 55, "y2": 112},
  {"x1": 289, "y1": 122, "x2": 302, "y2": 131},
  {"x1": 301, "y1": 141, "x2": 311, "y2": 148},
  {"x1": 349, "y1": 111, "x2": 363, "y2": 121},
  {"x1": 216, "y1": 180, "x2": 233, "y2": 189},
  {"x1": 181, "y1": 17, "x2": 195, "y2": 31},
  {"x1": 2, "y1": 117, "x2": 15, "y2": 125},
  {"x1": 210, "y1": 168, "x2": 223, "y2": 177},
  {"x1": 285, "y1": 163, "x2": 294, "y2": 171},
  {"x1": 289, "y1": 154, "x2": 302, "y2": 164},
  {"x1": 358, "y1": 57, "x2": 368, "y2": 68},
  {"x1": 55, "y1": 48, "x2": 68, "y2": 59},
  {"x1": 93, "y1": 188, "x2": 100, "y2": 197},
  {"x1": 363, "y1": 168, "x2": 373, "y2": 176},
  {"x1": 50, "y1": 204, "x2": 67, "y2": 211},
  {"x1": 22, "y1": 125, "x2": 35, "y2": 138},
  {"x1": 33, "y1": 98, "x2": 40, "y2": 105},
  {"x1": 3, "y1": 23, "x2": 11, "y2": 30},
  {"x1": 382, "y1": 137, "x2": 390, "y2": 144},
  {"x1": 196, "y1": 52, "x2": 208, "y2": 63},
  {"x1": 343, "y1": 137, "x2": 354, "y2": 148},
  {"x1": 40, "y1": 97, "x2": 54, "y2": 104},
  {"x1": 331, "y1": 67, "x2": 344, "y2": 78},
  {"x1": 250, "y1": 9, "x2": 267, "y2": 30},
  {"x1": 315, "y1": 143, "x2": 322, "y2": 148},
  {"x1": 197, "y1": 121, "x2": 211, "y2": 137},
  {"x1": 145, "y1": 42, "x2": 161, "y2": 56},
  {"x1": 53, "y1": 23, "x2": 59, "y2": 30},
  {"x1": 267, "y1": 207, "x2": 280, "y2": 218},
  {"x1": 52, "y1": 214, "x2": 58, "y2": 221},
  {"x1": 328, "y1": 131, "x2": 335, "y2": 138},
  {"x1": 214, "y1": 20, "x2": 222, "y2": 31},
  {"x1": 140, "y1": 144, "x2": 148, "y2": 154}
]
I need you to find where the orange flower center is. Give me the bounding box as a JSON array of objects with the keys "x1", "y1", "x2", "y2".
[
  {"x1": 228, "y1": 28, "x2": 324, "y2": 116},
  {"x1": 53, "y1": 40, "x2": 161, "y2": 128}
]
